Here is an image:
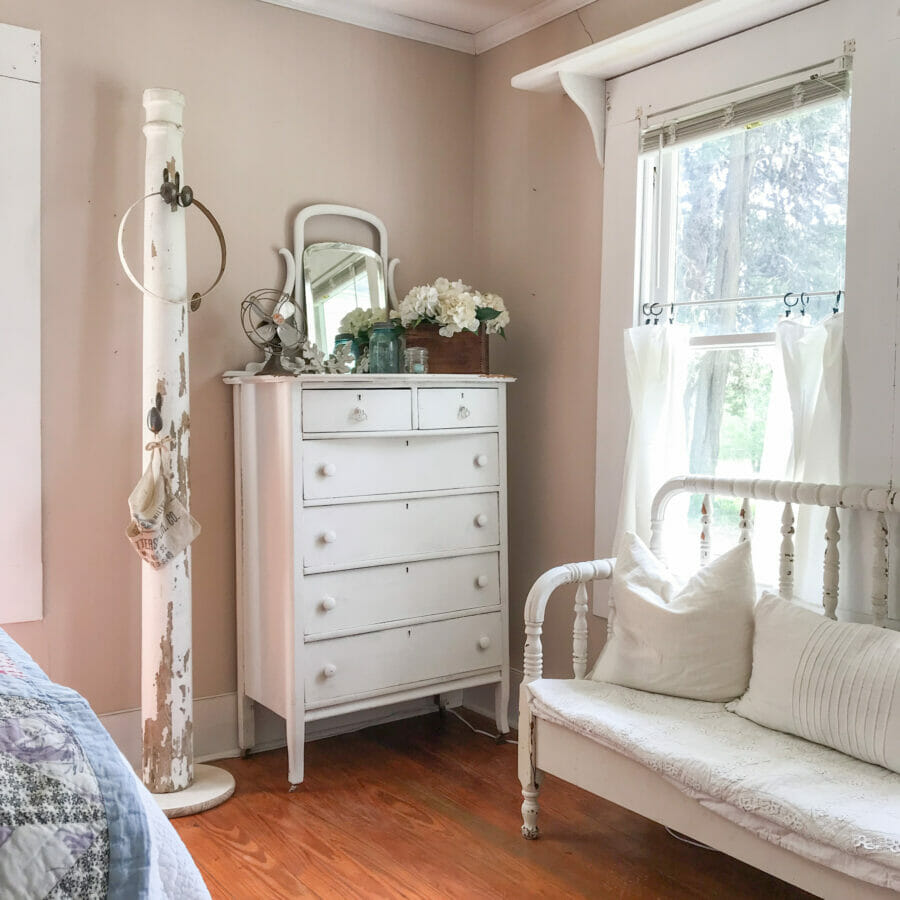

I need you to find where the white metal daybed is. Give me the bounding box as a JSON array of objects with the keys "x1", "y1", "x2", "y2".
[{"x1": 518, "y1": 476, "x2": 900, "y2": 900}]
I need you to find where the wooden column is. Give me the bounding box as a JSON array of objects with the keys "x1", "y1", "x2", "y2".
[{"x1": 140, "y1": 88, "x2": 193, "y2": 793}]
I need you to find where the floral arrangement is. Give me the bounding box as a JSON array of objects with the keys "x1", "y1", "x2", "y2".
[
  {"x1": 394, "y1": 277, "x2": 509, "y2": 338},
  {"x1": 339, "y1": 307, "x2": 388, "y2": 345}
]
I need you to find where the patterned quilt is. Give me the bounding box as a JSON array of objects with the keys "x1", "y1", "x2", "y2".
[{"x1": 0, "y1": 629, "x2": 151, "y2": 899}]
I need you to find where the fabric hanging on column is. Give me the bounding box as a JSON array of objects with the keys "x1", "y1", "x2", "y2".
[{"x1": 614, "y1": 324, "x2": 691, "y2": 550}]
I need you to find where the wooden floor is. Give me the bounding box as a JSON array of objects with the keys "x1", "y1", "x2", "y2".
[{"x1": 173, "y1": 711, "x2": 813, "y2": 899}]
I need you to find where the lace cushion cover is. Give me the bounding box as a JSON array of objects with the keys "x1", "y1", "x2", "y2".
[{"x1": 528, "y1": 678, "x2": 900, "y2": 890}]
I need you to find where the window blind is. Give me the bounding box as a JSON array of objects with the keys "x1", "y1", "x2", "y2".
[{"x1": 640, "y1": 67, "x2": 850, "y2": 154}]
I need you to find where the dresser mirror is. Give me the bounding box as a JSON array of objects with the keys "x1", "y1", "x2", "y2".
[
  {"x1": 303, "y1": 242, "x2": 385, "y2": 351},
  {"x1": 283, "y1": 203, "x2": 400, "y2": 351}
]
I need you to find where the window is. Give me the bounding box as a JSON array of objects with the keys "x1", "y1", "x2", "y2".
[{"x1": 636, "y1": 62, "x2": 850, "y2": 564}]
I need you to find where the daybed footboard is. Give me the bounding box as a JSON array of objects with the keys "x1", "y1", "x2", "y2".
[{"x1": 518, "y1": 558, "x2": 614, "y2": 839}]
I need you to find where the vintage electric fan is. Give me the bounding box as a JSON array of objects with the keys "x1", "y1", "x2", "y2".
[{"x1": 240, "y1": 289, "x2": 303, "y2": 375}]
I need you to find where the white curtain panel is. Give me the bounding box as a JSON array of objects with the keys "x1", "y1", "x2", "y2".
[
  {"x1": 615, "y1": 325, "x2": 691, "y2": 549},
  {"x1": 776, "y1": 313, "x2": 844, "y2": 603}
]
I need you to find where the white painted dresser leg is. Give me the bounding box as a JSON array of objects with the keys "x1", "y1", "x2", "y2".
[
  {"x1": 495, "y1": 678, "x2": 510, "y2": 734},
  {"x1": 286, "y1": 713, "x2": 304, "y2": 789}
]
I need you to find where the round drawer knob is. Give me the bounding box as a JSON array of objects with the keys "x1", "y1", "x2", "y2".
[
  {"x1": 322, "y1": 663, "x2": 337, "y2": 678},
  {"x1": 476, "y1": 574, "x2": 489, "y2": 588},
  {"x1": 321, "y1": 595, "x2": 337, "y2": 611},
  {"x1": 321, "y1": 463, "x2": 337, "y2": 477},
  {"x1": 474, "y1": 454, "x2": 488, "y2": 468},
  {"x1": 350, "y1": 407, "x2": 368, "y2": 422},
  {"x1": 475, "y1": 514, "x2": 488, "y2": 528},
  {"x1": 458, "y1": 405, "x2": 471, "y2": 420},
  {"x1": 322, "y1": 530, "x2": 337, "y2": 544},
  {"x1": 477, "y1": 635, "x2": 491, "y2": 650}
]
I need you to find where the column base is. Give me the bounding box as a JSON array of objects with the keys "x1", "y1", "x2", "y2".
[{"x1": 151, "y1": 763, "x2": 235, "y2": 818}]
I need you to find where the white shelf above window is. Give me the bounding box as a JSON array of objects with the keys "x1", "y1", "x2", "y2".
[{"x1": 510, "y1": 0, "x2": 824, "y2": 164}]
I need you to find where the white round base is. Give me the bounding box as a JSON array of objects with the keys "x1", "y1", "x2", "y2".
[{"x1": 151, "y1": 763, "x2": 235, "y2": 819}]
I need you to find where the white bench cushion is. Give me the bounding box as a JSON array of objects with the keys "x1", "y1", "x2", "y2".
[{"x1": 528, "y1": 678, "x2": 900, "y2": 891}]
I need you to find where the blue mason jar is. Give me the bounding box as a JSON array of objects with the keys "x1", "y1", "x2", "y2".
[{"x1": 369, "y1": 321, "x2": 403, "y2": 373}]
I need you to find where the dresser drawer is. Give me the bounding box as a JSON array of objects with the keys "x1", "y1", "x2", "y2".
[
  {"x1": 417, "y1": 388, "x2": 499, "y2": 430},
  {"x1": 303, "y1": 433, "x2": 499, "y2": 500},
  {"x1": 305, "y1": 612, "x2": 503, "y2": 705},
  {"x1": 303, "y1": 493, "x2": 499, "y2": 569},
  {"x1": 302, "y1": 389, "x2": 412, "y2": 433},
  {"x1": 304, "y1": 553, "x2": 500, "y2": 635}
]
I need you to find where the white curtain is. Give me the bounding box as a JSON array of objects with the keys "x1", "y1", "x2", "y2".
[
  {"x1": 776, "y1": 313, "x2": 844, "y2": 602},
  {"x1": 614, "y1": 325, "x2": 691, "y2": 549}
]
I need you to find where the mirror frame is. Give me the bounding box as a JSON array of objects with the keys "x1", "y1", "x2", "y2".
[{"x1": 280, "y1": 204, "x2": 400, "y2": 343}]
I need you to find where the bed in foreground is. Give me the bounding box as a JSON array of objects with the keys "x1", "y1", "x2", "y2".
[{"x1": 0, "y1": 627, "x2": 209, "y2": 899}]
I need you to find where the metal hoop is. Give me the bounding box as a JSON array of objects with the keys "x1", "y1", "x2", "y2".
[{"x1": 116, "y1": 192, "x2": 227, "y2": 306}]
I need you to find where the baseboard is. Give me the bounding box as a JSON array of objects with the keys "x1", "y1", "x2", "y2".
[
  {"x1": 462, "y1": 667, "x2": 522, "y2": 725},
  {"x1": 101, "y1": 692, "x2": 449, "y2": 771}
]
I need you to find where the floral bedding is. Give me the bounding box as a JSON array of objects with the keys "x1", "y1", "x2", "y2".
[{"x1": 0, "y1": 627, "x2": 168, "y2": 899}]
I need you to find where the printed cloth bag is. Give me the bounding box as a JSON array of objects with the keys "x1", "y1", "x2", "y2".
[{"x1": 126, "y1": 438, "x2": 200, "y2": 568}]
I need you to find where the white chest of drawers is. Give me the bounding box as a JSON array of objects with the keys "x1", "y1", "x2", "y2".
[{"x1": 225, "y1": 373, "x2": 513, "y2": 785}]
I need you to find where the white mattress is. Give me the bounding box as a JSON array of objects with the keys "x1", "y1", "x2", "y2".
[{"x1": 528, "y1": 678, "x2": 900, "y2": 891}]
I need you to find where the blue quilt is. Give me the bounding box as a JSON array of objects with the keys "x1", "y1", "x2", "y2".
[{"x1": 0, "y1": 628, "x2": 151, "y2": 899}]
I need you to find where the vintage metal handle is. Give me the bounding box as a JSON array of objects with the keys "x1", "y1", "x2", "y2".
[{"x1": 116, "y1": 186, "x2": 226, "y2": 309}]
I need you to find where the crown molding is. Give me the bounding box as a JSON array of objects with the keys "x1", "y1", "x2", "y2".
[
  {"x1": 258, "y1": 0, "x2": 477, "y2": 54},
  {"x1": 474, "y1": 0, "x2": 593, "y2": 55}
]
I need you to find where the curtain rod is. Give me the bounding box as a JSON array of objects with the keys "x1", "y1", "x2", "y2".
[{"x1": 642, "y1": 289, "x2": 843, "y2": 323}]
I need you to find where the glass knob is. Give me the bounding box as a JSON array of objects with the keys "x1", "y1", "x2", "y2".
[
  {"x1": 476, "y1": 575, "x2": 489, "y2": 588},
  {"x1": 477, "y1": 635, "x2": 491, "y2": 650},
  {"x1": 351, "y1": 407, "x2": 368, "y2": 422},
  {"x1": 321, "y1": 595, "x2": 337, "y2": 611},
  {"x1": 475, "y1": 514, "x2": 488, "y2": 527},
  {"x1": 458, "y1": 405, "x2": 471, "y2": 419},
  {"x1": 322, "y1": 530, "x2": 337, "y2": 544},
  {"x1": 321, "y1": 463, "x2": 337, "y2": 476}
]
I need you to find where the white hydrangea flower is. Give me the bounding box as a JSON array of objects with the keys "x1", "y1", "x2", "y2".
[{"x1": 437, "y1": 291, "x2": 478, "y2": 337}]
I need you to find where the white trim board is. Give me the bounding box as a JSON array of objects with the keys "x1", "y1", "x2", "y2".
[
  {"x1": 0, "y1": 24, "x2": 41, "y2": 625},
  {"x1": 101, "y1": 681, "x2": 521, "y2": 771},
  {"x1": 256, "y1": 0, "x2": 597, "y2": 55}
]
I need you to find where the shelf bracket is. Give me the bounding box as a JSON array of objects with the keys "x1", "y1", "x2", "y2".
[{"x1": 559, "y1": 72, "x2": 607, "y2": 166}]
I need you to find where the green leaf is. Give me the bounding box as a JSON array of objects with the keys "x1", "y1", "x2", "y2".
[{"x1": 476, "y1": 307, "x2": 501, "y2": 321}]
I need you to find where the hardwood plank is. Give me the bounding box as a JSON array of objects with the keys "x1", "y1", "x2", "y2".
[{"x1": 173, "y1": 712, "x2": 814, "y2": 899}]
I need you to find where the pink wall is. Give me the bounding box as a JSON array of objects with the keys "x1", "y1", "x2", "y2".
[
  {"x1": 473, "y1": 0, "x2": 692, "y2": 675},
  {"x1": 0, "y1": 0, "x2": 475, "y2": 714}
]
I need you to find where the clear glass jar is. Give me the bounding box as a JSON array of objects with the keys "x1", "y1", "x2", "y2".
[
  {"x1": 405, "y1": 346, "x2": 428, "y2": 374},
  {"x1": 333, "y1": 332, "x2": 358, "y2": 370},
  {"x1": 369, "y1": 321, "x2": 402, "y2": 373}
]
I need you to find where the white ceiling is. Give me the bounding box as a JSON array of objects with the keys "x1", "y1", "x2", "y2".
[{"x1": 258, "y1": 0, "x2": 595, "y2": 54}]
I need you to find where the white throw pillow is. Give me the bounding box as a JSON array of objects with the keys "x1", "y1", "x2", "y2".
[
  {"x1": 730, "y1": 592, "x2": 900, "y2": 774},
  {"x1": 590, "y1": 532, "x2": 756, "y2": 702}
]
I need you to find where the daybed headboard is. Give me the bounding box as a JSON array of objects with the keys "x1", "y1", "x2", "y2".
[
  {"x1": 650, "y1": 476, "x2": 896, "y2": 629},
  {"x1": 522, "y1": 476, "x2": 899, "y2": 686}
]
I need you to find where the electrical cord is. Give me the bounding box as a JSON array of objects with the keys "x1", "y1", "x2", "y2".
[
  {"x1": 664, "y1": 826, "x2": 716, "y2": 851},
  {"x1": 446, "y1": 707, "x2": 517, "y2": 745}
]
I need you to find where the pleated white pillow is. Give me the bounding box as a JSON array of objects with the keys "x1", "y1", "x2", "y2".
[
  {"x1": 590, "y1": 532, "x2": 756, "y2": 702},
  {"x1": 730, "y1": 592, "x2": 900, "y2": 774}
]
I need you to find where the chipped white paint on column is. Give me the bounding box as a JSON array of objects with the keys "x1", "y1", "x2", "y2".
[{"x1": 140, "y1": 88, "x2": 193, "y2": 793}]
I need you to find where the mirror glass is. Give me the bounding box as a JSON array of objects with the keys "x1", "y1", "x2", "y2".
[{"x1": 302, "y1": 242, "x2": 386, "y2": 351}]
